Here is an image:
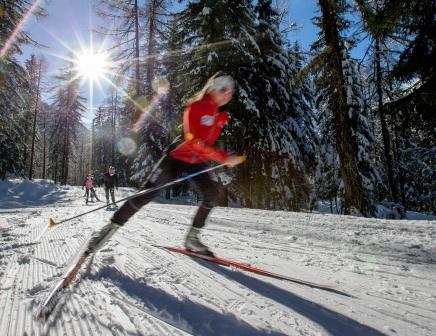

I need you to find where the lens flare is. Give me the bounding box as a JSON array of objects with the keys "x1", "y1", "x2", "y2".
[
  {"x1": 132, "y1": 78, "x2": 170, "y2": 132},
  {"x1": 117, "y1": 137, "x2": 137, "y2": 156},
  {"x1": 152, "y1": 78, "x2": 170, "y2": 94},
  {"x1": 1, "y1": 0, "x2": 43, "y2": 57},
  {"x1": 135, "y1": 95, "x2": 149, "y2": 110}
]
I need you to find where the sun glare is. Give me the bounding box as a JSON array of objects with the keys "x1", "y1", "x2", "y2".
[{"x1": 74, "y1": 50, "x2": 110, "y2": 81}]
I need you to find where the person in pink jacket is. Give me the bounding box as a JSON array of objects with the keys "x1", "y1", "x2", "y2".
[{"x1": 82, "y1": 174, "x2": 101, "y2": 204}]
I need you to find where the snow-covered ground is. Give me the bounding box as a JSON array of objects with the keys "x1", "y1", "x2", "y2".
[{"x1": 0, "y1": 180, "x2": 435, "y2": 336}]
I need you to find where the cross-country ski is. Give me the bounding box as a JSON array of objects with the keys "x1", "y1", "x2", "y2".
[
  {"x1": 36, "y1": 251, "x2": 92, "y2": 321},
  {"x1": 155, "y1": 245, "x2": 353, "y2": 297}
]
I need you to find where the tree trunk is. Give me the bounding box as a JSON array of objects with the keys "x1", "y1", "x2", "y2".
[
  {"x1": 318, "y1": 0, "x2": 371, "y2": 216},
  {"x1": 134, "y1": 0, "x2": 141, "y2": 97},
  {"x1": 53, "y1": 158, "x2": 58, "y2": 183},
  {"x1": 393, "y1": 128, "x2": 407, "y2": 207},
  {"x1": 111, "y1": 90, "x2": 117, "y2": 165},
  {"x1": 42, "y1": 110, "x2": 46, "y2": 179},
  {"x1": 90, "y1": 120, "x2": 95, "y2": 172},
  {"x1": 64, "y1": 139, "x2": 70, "y2": 185},
  {"x1": 29, "y1": 62, "x2": 42, "y2": 180},
  {"x1": 375, "y1": 37, "x2": 397, "y2": 202},
  {"x1": 78, "y1": 141, "x2": 84, "y2": 186},
  {"x1": 146, "y1": 0, "x2": 157, "y2": 98},
  {"x1": 61, "y1": 133, "x2": 68, "y2": 185}
]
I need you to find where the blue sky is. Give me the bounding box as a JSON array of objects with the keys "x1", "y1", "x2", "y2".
[
  {"x1": 20, "y1": 0, "x2": 107, "y2": 125},
  {"x1": 18, "y1": 0, "x2": 326, "y2": 126},
  {"x1": 287, "y1": 0, "x2": 319, "y2": 50}
]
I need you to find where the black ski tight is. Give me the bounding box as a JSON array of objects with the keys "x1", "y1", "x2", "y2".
[
  {"x1": 85, "y1": 188, "x2": 99, "y2": 202},
  {"x1": 112, "y1": 156, "x2": 218, "y2": 228},
  {"x1": 105, "y1": 187, "x2": 115, "y2": 203}
]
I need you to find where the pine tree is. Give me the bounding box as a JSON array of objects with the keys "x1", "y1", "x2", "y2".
[
  {"x1": 287, "y1": 42, "x2": 318, "y2": 207},
  {"x1": 0, "y1": 0, "x2": 43, "y2": 179},
  {"x1": 341, "y1": 50, "x2": 380, "y2": 205},
  {"x1": 0, "y1": 58, "x2": 28, "y2": 179},
  {"x1": 355, "y1": 0, "x2": 406, "y2": 203},
  {"x1": 356, "y1": 0, "x2": 435, "y2": 213},
  {"x1": 238, "y1": 0, "x2": 315, "y2": 210},
  {"x1": 396, "y1": 129, "x2": 435, "y2": 213},
  {"x1": 95, "y1": 0, "x2": 143, "y2": 97},
  {"x1": 24, "y1": 55, "x2": 46, "y2": 180},
  {"x1": 91, "y1": 92, "x2": 121, "y2": 178},
  {"x1": 313, "y1": 0, "x2": 373, "y2": 216},
  {"x1": 39, "y1": 102, "x2": 51, "y2": 179},
  {"x1": 314, "y1": 75, "x2": 342, "y2": 211},
  {"x1": 48, "y1": 61, "x2": 86, "y2": 184}
]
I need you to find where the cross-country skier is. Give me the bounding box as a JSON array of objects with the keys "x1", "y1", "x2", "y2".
[
  {"x1": 82, "y1": 174, "x2": 101, "y2": 204},
  {"x1": 85, "y1": 72, "x2": 244, "y2": 256},
  {"x1": 104, "y1": 166, "x2": 119, "y2": 207}
]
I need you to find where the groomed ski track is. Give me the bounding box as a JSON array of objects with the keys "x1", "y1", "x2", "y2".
[{"x1": 0, "y1": 182, "x2": 435, "y2": 335}]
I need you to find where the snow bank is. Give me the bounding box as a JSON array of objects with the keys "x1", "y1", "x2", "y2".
[{"x1": 0, "y1": 179, "x2": 70, "y2": 209}]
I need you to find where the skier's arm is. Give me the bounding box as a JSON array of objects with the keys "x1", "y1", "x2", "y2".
[{"x1": 187, "y1": 140, "x2": 230, "y2": 163}]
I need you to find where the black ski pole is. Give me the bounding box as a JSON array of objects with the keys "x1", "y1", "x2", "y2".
[{"x1": 48, "y1": 158, "x2": 245, "y2": 228}]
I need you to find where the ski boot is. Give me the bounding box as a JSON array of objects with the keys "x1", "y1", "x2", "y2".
[
  {"x1": 184, "y1": 227, "x2": 214, "y2": 257},
  {"x1": 86, "y1": 221, "x2": 121, "y2": 254}
]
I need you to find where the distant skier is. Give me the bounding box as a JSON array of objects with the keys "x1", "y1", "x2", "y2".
[
  {"x1": 104, "y1": 166, "x2": 119, "y2": 207},
  {"x1": 82, "y1": 174, "x2": 101, "y2": 204},
  {"x1": 86, "y1": 72, "x2": 244, "y2": 256}
]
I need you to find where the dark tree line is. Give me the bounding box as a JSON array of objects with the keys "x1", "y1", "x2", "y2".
[{"x1": 1, "y1": 0, "x2": 434, "y2": 215}]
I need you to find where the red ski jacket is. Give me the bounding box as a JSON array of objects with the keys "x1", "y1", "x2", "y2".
[{"x1": 170, "y1": 94, "x2": 230, "y2": 164}]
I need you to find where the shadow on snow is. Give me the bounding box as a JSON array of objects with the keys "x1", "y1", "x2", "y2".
[
  {"x1": 193, "y1": 259, "x2": 387, "y2": 336},
  {"x1": 92, "y1": 265, "x2": 286, "y2": 336}
]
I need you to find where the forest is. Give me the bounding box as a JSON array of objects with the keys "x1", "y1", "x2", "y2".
[{"x1": 0, "y1": 0, "x2": 434, "y2": 217}]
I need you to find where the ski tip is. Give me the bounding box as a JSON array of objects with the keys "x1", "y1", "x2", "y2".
[
  {"x1": 36, "y1": 308, "x2": 49, "y2": 322},
  {"x1": 48, "y1": 218, "x2": 58, "y2": 228}
]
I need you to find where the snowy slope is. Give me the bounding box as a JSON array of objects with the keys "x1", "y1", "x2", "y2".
[{"x1": 0, "y1": 180, "x2": 435, "y2": 336}]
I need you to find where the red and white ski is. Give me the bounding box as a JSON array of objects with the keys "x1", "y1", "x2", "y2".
[
  {"x1": 156, "y1": 245, "x2": 352, "y2": 297},
  {"x1": 36, "y1": 251, "x2": 91, "y2": 321}
]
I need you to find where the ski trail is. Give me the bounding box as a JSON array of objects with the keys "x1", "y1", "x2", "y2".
[{"x1": 0, "y1": 183, "x2": 435, "y2": 335}]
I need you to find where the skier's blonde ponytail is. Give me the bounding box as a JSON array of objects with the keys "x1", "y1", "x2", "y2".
[{"x1": 186, "y1": 71, "x2": 224, "y2": 105}]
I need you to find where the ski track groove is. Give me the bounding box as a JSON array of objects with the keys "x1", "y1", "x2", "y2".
[
  {"x1": 150, "y1": 234, "x2": 315, "y2": 334},
  {"x1": 144, "y1": 205, "x2": 436, "y2": 335},
  {"x1": 341, "y1": 282, "x2": 434, "y2": 336},
  {"x1": 366, "y1": 292, "x2": 436, "y2": 315},
  {"x1": 112, "y1": 221, "x2": 303, "y2": 334},
  {"x1": 71, "y1": 260, "x2": 104, "y2": 335},
  {"x1": 20, "y1": 263, "x2": 32, "y2": 335},
  {"x1": 0, "y1": 255, "x2": 21, "y2": 335},
  {"x1": 96, "y1": 268, "x2": 184, "y2": 336},
  {"x1": 92, "y1": 281, "x2": 189, "y2": 335},
  {"x1": 71, "y1": 285, "x2": 100, "y2": 336},
  {"x1": 6, "y1": 262, "x2": 25, "y2": 336},
  {"x1": 148, "y1": 207, "x2": 435, "y2": 273}
]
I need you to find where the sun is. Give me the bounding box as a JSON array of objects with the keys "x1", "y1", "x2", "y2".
[{"x1": 74, "y1": 49, "x2": 111, "y2": 82}]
